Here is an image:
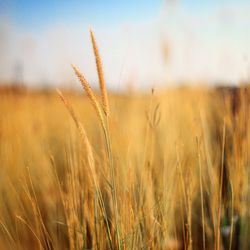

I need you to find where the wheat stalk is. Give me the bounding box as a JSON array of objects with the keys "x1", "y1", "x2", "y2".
[
  {"x1": 57, "y1": 89, "x2": 114, "y2": 249},
  {"x1": 71, "y1": 32, "x2": 120, "y2": 249},
  {"x1": 57, "y1": 89, "x2": 96, "y2": 179},
  {"x1": 71, "y1": 64, "x2": 106, "y2": 129},
  {"x1": 90, "y1": 29, "x2": 110, "y2": 116}
]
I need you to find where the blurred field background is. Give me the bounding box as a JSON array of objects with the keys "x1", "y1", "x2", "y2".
[
  {"x1": 0, "y1": 84, "x2": 250, "y2": 250},
  {"x1": 1, "y1": 0, "x2": 250, "y2": 249}
]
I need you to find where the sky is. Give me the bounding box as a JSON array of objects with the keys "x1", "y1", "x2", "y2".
[
  {"x1": 2, "y1": 0, "x2": 162, "y2": 30},
  {"x1": 0, "y1": 0, "x2": 250, "y2": 90}
]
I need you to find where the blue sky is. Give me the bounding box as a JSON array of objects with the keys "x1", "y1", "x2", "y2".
[
  {"x1": 2, "y1": 0, "x2": 162, "y2": 31},
  {"x1": 0, "y1": 0, "x2": 250, "y2": 88},
  {"x1": 2, "y1": 0, "x2": 248, "y2": 31}
]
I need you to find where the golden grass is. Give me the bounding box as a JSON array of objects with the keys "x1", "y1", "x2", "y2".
[
  {"x1": 72, "y1": 35, "x2": 121, "y2": 249},
  {"x1": 71, "y1": 64, "x2": 105, "y2": 130},
  {"x1": 90, "y1": 29, "x2": 110, "y2": 116},
  {"x1": 0, "y1": 33, "x2": 249, "y2": 250}
]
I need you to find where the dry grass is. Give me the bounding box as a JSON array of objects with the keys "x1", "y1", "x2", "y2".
[{"x1": 0, "y1": 33, "x2": 249, "y2": 250}]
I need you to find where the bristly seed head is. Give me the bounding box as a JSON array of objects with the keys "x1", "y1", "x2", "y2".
[
  {"x1": 71, "y1": 64, "x2": 106, "y2": 129},
  {"x1": 90, "y1": 29, "x2": 110, "y2": 116}
]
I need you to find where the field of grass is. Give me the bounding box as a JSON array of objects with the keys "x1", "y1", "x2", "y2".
[
  {"x1": 0, "y1": 33, "x2": 249, "y2": 250},
  {"x1": 0, "y1": 84, "x2": 249, "y2": 250}
]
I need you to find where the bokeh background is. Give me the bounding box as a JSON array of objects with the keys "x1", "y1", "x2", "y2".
[
  {"x1": 1, "y1": 0, "x2": 250, "y2": 90},
  {"x1": 1, "y1": 1, "x2": 250, "y2": 250}
]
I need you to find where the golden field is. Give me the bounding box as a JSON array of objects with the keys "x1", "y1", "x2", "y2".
[
  {"x1": 0, "y1": 83, "x2": 249, "y2": 250},
  {"x1": 0, "y1": 29, "x2": 249, "y2": 250}
]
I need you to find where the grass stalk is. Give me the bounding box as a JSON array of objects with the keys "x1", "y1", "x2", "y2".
[
  {"x1": 197, "y1": 137, "x2": 206, "y2": 250},
  {"x1": 217, "y1": 120, "x2": 226, "y2": 250}
]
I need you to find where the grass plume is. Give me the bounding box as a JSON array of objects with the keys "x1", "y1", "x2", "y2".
[{"x1": 90, "y1": 29, "x2": 110, "y2": 116}]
